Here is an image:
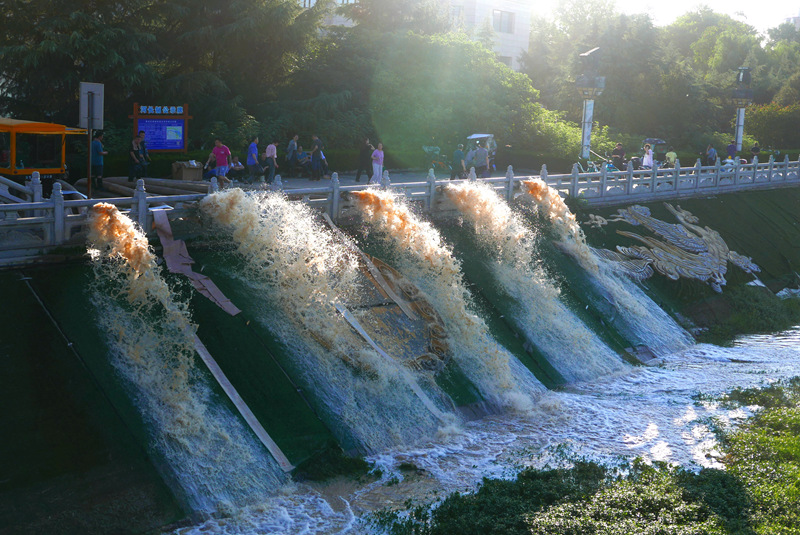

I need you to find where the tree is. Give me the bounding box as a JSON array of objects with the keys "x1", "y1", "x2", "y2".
[{"x1": 0, "y1": 0, "x2": 158, "y2": 123}]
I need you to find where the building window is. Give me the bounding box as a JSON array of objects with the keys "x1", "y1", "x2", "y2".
[
  {"x1": 497, "y1": 56, "x2": 512, "y2": 67},
  {"x1": 492, "y1": 10, "x2": 515, "y2": 33}
]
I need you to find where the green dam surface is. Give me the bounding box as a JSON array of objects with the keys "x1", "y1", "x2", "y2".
[{"x1": 2, "y1": 186, "x2": 800, "y2": 532}]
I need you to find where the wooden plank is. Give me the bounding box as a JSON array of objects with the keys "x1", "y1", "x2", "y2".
[
  {"x1": 321, "y1": 212, "x2": 418, "y2": 320},
  {"x1": 333, "y1": 302, "x2": 449, "y2": 423},
  {"x1": 193, "y1": 336, "x2": 294, "y2": 472}
]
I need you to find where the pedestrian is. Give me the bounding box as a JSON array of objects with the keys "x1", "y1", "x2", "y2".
[
  {"x1": 475, "y1": 142, "x2": 490, "y2": 177},
  {"x1": 138, "y1": 130, "x2": 152, "y2": 177},
  {"x1": 371, "y1": 142, "x2": 384, "y2": 180},
  {"x1": 356, "y1": 137, "x2": 374, "y2": 182},
  {"x1": 611, "y1": 142, "x2": 626, "y2": 170},
  {"x1": 286, "y1": 134, "x2": 298, "y2": 177},
  {"x1": 229, "y1": 156, "x2": 246, "y2": 179},
  {"x1": 451, "y1": 143, "x2": 465, "y2": 180},
  {"x1": 264, "y1": 139, "x2": 279, "y2": 183},
  {"x1": 726, "y1": 140, "x2": 737, "y2": 161},
  {"x1": 665, "y1": 146, "x2": 678, "y2": 168},
  {"x1": 464, "y1": 143, "x2": 477, "y2": 172},
  {"x1": 750, "y1": 141, "x2": 761, "y2": 160},
  {"x1": 642, "y1": 143, "x2": 654, "y2": 169},
  {"x1": 91, "y1": 130, "x2": 108, "y2": 190},
  {"x1": 212, "y1": 138, "x2": 232, "y2": 186},
  {"x1": 246, "y1": 135, "x2": 262, "y2": 183},
  {"x1": 203, "y1": 152, "x2": 217, "y2": 180},
  {"x1": 310, "y1": 134, "x2": 324, "y2": 181},
  {"x1": 706, "y1": 144, "x2": 717, "y2": 166},
  {"x1": 128, "y1": 133, "x2": 143, "y2": 183}
]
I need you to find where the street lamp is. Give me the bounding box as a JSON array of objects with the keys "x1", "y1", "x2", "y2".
[
  {"x1": 732, "y1": 66, "x2": 753, "y2": 151},
  {"x1": 575, "y1": 48, "x2": 605, "y2": 160}
]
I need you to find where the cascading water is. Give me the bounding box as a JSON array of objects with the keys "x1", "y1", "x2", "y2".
[
  {"x1": 442, "y1": 181, "x2": 626, "y2": 383},
  {"x1": 351, "y1": 189, "x2": 544, "y2": 412},
  {"x1": 86, "y1": 203, "x2": 285, "y2": 514},
  {"x1": 520, "y1": 178, "x2": 693, "y2": 355},
  {"x1": 199, "y1": 189, "x2": 457, "y2": 453}
]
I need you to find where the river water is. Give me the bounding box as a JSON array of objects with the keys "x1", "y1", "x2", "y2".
[{"x1": 171, "y1": 326, "x2": 800, "y2": 534}]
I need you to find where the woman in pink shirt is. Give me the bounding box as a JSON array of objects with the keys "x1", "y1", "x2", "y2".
[{"x1": 371, "y1": 142, "x2": 384, "y2": 181}]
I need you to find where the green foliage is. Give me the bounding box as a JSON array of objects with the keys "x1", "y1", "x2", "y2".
[
  {"x1": 745, "y1": 103, "x2": 800, "y2": 149},
  {"x1": 528, "y1": 465, "x2": 727, "y2": 534},
  {"x1": 696, "y1": 286, "x2": 800, "y2": 344}
]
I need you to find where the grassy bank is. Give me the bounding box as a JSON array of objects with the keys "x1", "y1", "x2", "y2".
[{"x1": 370, "y1": 378, "x2": 800, "y2": 534}]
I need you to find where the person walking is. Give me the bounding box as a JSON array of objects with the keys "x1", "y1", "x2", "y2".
[
  {"x1": 264, "y1": 140, "x2": 279, "y2": 183},
  {"x1": 726, "y1": 140, "x2": 737, "y2": 162},
  {"x1": 611, "y1": 142, "x2": 626, "y2": 170},
  {"x1": 451, "y1": 144, "x2": 465, "y2": 180},
  {"x1": 642, "y1": 143, "x2": 654, "y2": 169},
  {"x1": 91, "y1": 130, "x2": 108, "y2": 190},
  {"x1": 355, "y1": 137, "x2": 374, "y2": 182},
  {"x1": 128, "y1": 133, "x2": 144, "y2": 183},
  {"x1": 246, "y1": 135, "x2": 262, "y2": 183},
  {"x1": 138, "y1": 130, "x2": 152, "y2": 178},
  {"x1": 371, "y1": 142, "x2": 384, "y2": 181},
  {"x1": 212, "y1": 138, "x2": 232, "y2": 186},
  {"x1": 706, "y1": 144, "x2": 717, "y2": 166},
  {"x1": 310, "y1": 134, "x2": 324, "y2": 181},
  {"x1": 475, "y1": 142, "x2": 490, "y2": 177},
  {"x1": 286, "y1": 134, "x2": 298, "y2": 178}
]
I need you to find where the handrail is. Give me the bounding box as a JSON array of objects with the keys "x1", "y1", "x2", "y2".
[{"x1": 1, "y1": 158, "x2": 799, "y2": 265}]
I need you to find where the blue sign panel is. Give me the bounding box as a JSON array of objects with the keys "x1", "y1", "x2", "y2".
[{"x1": 137, "y1": 118, "x2": 185, "y2": 150}]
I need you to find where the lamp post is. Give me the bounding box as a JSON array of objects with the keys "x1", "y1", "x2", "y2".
[
  {"x1": 731, "y1": 67, "x2": 753, "y2": 152},
  {"x1": 575, "y1": 47, "x2": 605, "y2": 160}
]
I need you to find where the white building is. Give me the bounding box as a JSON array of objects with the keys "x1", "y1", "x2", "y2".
[
  {"x1": 301, "y1": 0, "x2": 531, "y2": 71},
  {"x1": 450, "y1": 0, "x2": 531, "y2": 70},
  {"x1": 787, "y1": 10, "x2": 800, "y2": 29}
]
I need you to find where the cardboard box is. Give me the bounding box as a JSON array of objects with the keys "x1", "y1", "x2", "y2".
[{"x1": 172, "y1": 161, "x2": 202, "y2": 181}]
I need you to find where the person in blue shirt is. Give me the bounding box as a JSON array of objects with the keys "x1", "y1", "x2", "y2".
[
  {"x1": 706, "y1": 144, "x2": 717, "y2": 166},
  {"x1": 246, "y1": 135, "x2": 261, "y2": 183},
  {"x1": 91, "y1": 131, "x2": 108, "y2": 190}
]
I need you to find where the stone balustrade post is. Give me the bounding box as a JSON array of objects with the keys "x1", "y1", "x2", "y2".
[
  {"x1": 694, "y1": 159, "x2": 702, "y2": 190},
  {"x1": 426, "y1": 169, "x2": 436, "y2": 213},
  {"x1": 468, "y1": 167, "x2": 477, "y2": 181},
  {"x1": 505, "y1": 165, "x2": 515, "y2": 202},
  {"x1": 600, "y1": 162, "x2": 608, "y2": 198},
  {"x1": 210, "y1": 177, "x2": 220, "y2": 193},
  {"x1": 52, "y1": 182, "x2": 64, "y2": 245},
  {"x1": 134, "y1": 179, "x2": 148, "y2": 229},
  {"x1": 272, "y1": 174, "x2": 283, "y2": 191},
  {"x1": 571, "y1": 163, "x2": 580, "y2": 198},
  {"x1": 673, "y1": 159, "x2": 680, "y2": 191},
  {"x1": 626, "y1": 160, "x2": 634, "y2": 195},
  {"x1": 330, "y1": 172, "x2": 340, "y2": 220},
  {"x1": 380, "y1": 170, "x2": 391, "y2": 189}
]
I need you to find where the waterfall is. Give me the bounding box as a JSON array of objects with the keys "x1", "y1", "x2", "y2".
[
  {"x1": 86, "y1": 203, "x2": 285, "y2": 514},
  {"x1": 441, "y1": 181, "x2": 626, "y2": 383},
  {"x1": 351, "y1": 189, "x2": 544, "y2": 412},
  {"x1": 199, "y1": 189, "x2": 457, "y2": 453},
  {"x1": 520, "y1": 179, "x2": 692, "y2": 356}
]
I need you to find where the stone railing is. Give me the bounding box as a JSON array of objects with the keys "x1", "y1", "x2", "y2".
[
  {"x1": 1, "y1": 155, "x2": 798, "y2": 265},
  {"x1": 541, "y1": 155, "x2": 800, "y2": 207}
]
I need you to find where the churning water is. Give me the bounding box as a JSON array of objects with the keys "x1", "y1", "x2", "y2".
[
  {"x1": 87, "y1": 203, "x2": 286, "y2": 514},
  {"x1": 200, "y1": 189, "x2": 459, "y2": 453},
  {"x1": 171, "y1": 328, "x2": 800, "y2": 534},
  {"x1": 519, "y1": 178, "x2": 692, "y2": 356},
  {"x1": 441, "y1": 181, "x2": 626, "y2": 383},
  {"x1": 352, "y1": 189, "x2": 544, "y2": 412}
]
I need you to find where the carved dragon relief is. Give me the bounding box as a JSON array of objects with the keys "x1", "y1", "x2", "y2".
[{"x1": 586, "y1": 204, "x2": 760, "y2": 292}]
